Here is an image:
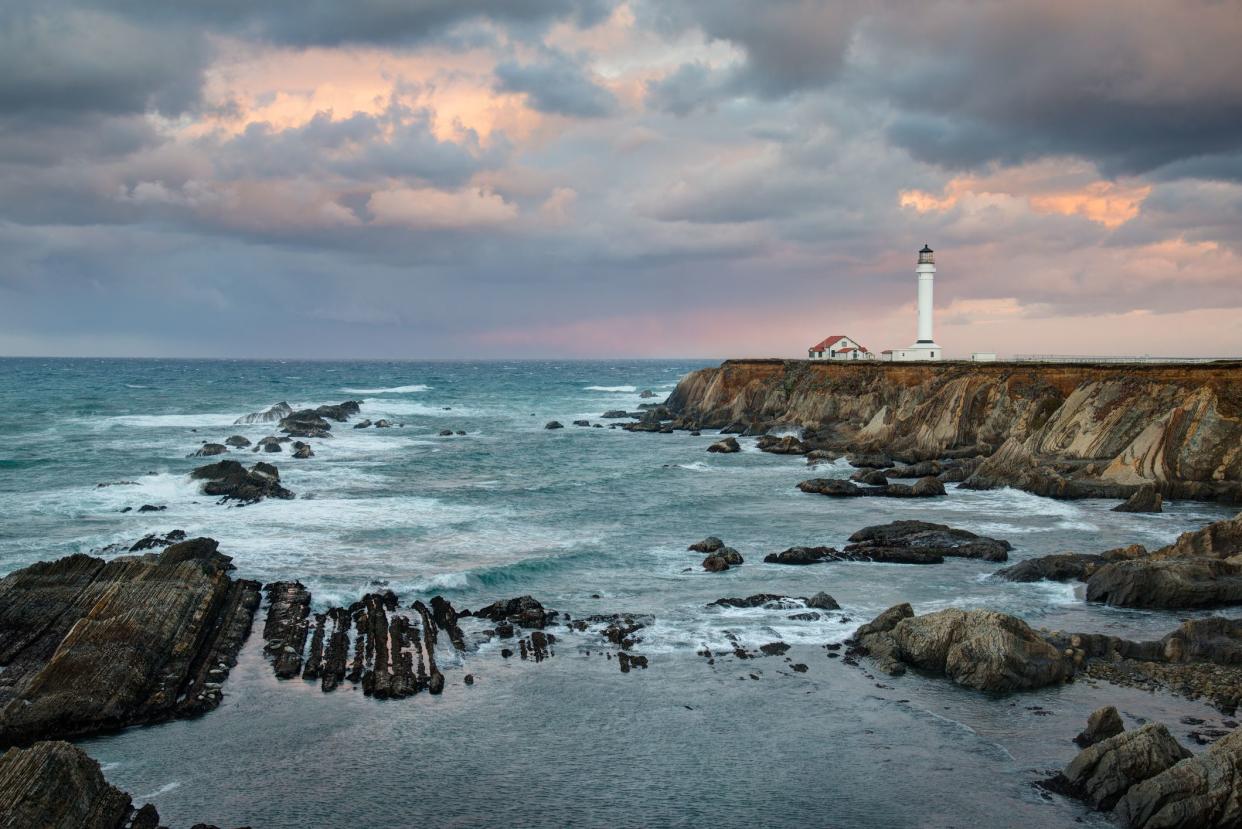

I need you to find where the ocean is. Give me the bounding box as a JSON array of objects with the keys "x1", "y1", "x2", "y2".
[{"x1": 1, "y1": 357, "x2": 1236, "y2": 828}]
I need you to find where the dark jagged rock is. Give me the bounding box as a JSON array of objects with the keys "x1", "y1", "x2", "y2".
[
  {"x1": 756, "y1": 435, "x2": 809, "y2": 455},
  {"x1": 846, "y1": 453, "x2": 894, "y2": 469},
  {"x1": 994, "y1": 544, "x2": 1145, "y2": 583},
  {"x1": 0, "y1": 541, "x2": 261, "y2": 746},
  {"x1": 1113, "y1": 484, "x2": 1164, "y2": 513},
  {"x1": 301, "y1": 613, "x2": 326, "y2": 681},
  {"x1": 845, "y1": 521, "x2": 1011, "y2": 562},
  {"x1": 320, "y1": 608, "x2": 350, "y2": 693},
  {"x1": 797, "y1": 478, "x2": 875, "y2": 497},
  {"x1": 430, "y1": 596, "x2": 467, "y2": 651},
  {"x1": 234, "y1": 401, "x2": 292, "y2": 425},
  {"x1": 128, "y1": 529, "x2": 187, "y2": 552},
  {"x1": 807, "y1": 592, "x2": 840, "y2": 609},
  {"x1": 1075, "y1": 705, "x2": 1125, "y2": 748},
  {"x1": 473, "y1": 596, "x2": 553, "y2": 629},
  {"x1": 760, "y1": 642, "x2": 790, "y2": 656},
  {"x1": 136, "y1": 503, "x2": 165, "y2": 512},
  {"x1": 601, "y1": 410, "x2": 630, "y2": 419},
  {"x1": 279, "y1": 409, "x2": 332, "y2": 438},
  {"x1": 639, "y1": 390, "x2": 656, "y2": 399},
  {"x1": 1052, "y1": 722, "x2": 1192, "y2": 810},
  {"x1": 314, "y1": 401, "x2": 361, "y2": 422},
  {"x1": 545, "y1": 421, "x2": 564, "y2": 430},
  {"x1": 262, "y1": 581, "x2": 312, "y2": 680},
  {"x1": 702, "y1": 555, "x2": 730, "y2": 572},
  {"x1": 849, "y1": 604, "x2": 1074, "y2": 691},
  {"x1": 851, "y1": 468, "x2": 890, "y2": 486},
  {"x1": 291, "y1": 441, "x2": 313, "y2": 459},
  {"x1": 191, "y1": 443, "x2": 228, "y2": 457},
  {"x1": 1086, "y1": 514, "x2": 1242, "y2": 608},
  {"x1": 709, "y1": 594, "x2": 792, "y2": 608},
  {"x1": 572, "y1": 419, "x2": 591, "y2": 427},
  {"x1": 707, "y1": 437, "x2": 740, "y2": 453},
  {"x1": 1115, "y1": 727, "x2": 1242, "y2": 828},
  {"x1": 224, "y1": 435, "x2": 251, "y2": 448},
  {"x1": 0, "y1": 740, "x2": 133, "y2": 828},
  {"x1": 438, "y1": 429, "x2": 453, "y2": 436},
  {"x1": 354, "y1": 419, "x2": 373, "y2": 429},
  {"x1": 190, "y1": 459, "x2": 293, "y2": 504},
  {"x1": 689, "y1": 536, "x2": 724, "y2": 553},
  {"x1": 764, "y1": 545, "x2": 942, "y2": 565}
]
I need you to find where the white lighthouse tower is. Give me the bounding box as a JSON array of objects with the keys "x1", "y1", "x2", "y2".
[{"x1": 890, "y1": 244, "x2": 943, "y2": 361}]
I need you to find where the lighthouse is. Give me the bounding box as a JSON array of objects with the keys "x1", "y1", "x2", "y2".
[{"x1": 889, "y1": 244, "x2": 943, "y2": 361}]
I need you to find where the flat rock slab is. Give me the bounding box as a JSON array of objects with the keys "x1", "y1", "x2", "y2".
[{"x1": 0, "y1": 539, "x2": 260, "y2": 747}]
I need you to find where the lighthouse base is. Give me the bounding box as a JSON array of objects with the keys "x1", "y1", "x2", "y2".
[{"x1": 888, "y1": 342, "x2": 943, "y2": 362}]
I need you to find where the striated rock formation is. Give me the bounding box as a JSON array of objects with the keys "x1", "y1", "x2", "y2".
[
  {"x1": 0, "y1": 740, "x2": 132, "y2": 829},
  {"x1": 0, "y1": 539, "x2": 260, "y2": 747},
  {"x1": 1115, "y1": 726, "x2": 1242, "y2": 828},
  {"x1": 1055, "y1": 723, "x2": 1192, "y2": 810},
  {"x1": 707, "y1": 436, "x2": 740, "y2": 453},
  {"x1": 663, "y1": 360, "x2": 1242, "y2": 503},
  {"x1": 994, "y1": 545, "x2": 1146, "y2": 583},
  {"x1": 0, "y1": 740, "x2": 244, "y2": 829},
  {"x1": 1086, "y1": 514, "x2": 1242, "y2": 608},
  {"x1": 849, "y1": 604, "x2": 1074, "y2": 691}
]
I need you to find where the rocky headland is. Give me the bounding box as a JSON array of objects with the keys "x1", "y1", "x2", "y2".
[{"x1": 658, "y1": 359, "x2": 1242, "y2": 503}]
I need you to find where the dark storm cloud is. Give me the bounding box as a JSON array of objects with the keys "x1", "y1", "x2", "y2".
[
  {"x1": 77, "y1": 0, "x2": 618, "y2": 47},
  {"x1": 494, "y1": 51, "x2": 618, "y2": 117},
  {"x1": 0, "y1": 6, "x2": 208, "y2": 118}
]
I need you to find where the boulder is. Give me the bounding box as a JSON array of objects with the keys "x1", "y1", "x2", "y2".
[
  {"x1": 279, "y1": 409, "x2": 332, "y2": 438},
  {"x1": 1113, "y1": 484, "x2": 1164, "y2": 513},
  {"x1": 1056, "y1": 723, "x2": 1192, "y2": 810},
  {"x1": 806, "y1": 591, "x2": 840, "y2": 610},
  {"x1": 601, "y1": 410, "x2": 630, "y2": 419},
  {"x1": 689, "y1": 536, "x2": 725, "y2": 553},
  {"x1": 845, "y1": 521, "x2": 1011, "y2": 562},
  {"x1": 764, "y1": 546, "x2": 840, "y2": 565},
  {"x1": 707, "y1": 437, "x2": 740, "y2": 454},
  {"x1": 1115, "y1": 726, "x2": 1242, "y2": 829},
  {"x1": 233, "y1": 401, "x2": 292, "y2": 425},
  {"x1": 851, "y1": 605, "x2": 1074, "y2": 691},
  {"x1": 224, "y1": 435, "x2": 251, "y2": 448},
  {"x1": 764, "y1": 544, "x2": 942, "y2": 565},
  {"x1": 572, "y1": 420, "x2": 591, "y2": 427},
  {"x1": 702, "y1": 555, "x2": 730, "y2": 572},
  {"x1": 756, "y1": 435, "x2": 809, "y2": 455},
  {"x1": 374, "y1": 419, "x2": 392, "y2": 428},
  {"x1": 798, "y1": 478, "x2": 877, "y2": 497},
  {"x1": 0, "y1": 542, "x2": 261, "y2": 745},
  {"x1": 639, "y1": 390, "x2": 656, "y2": 398},
  {"x1": 353, "y1": 419, "x2": 373, "y2": 429},
  {"x1": 136, "y1": 504, "x2": 165, "y2": 513},
  {"x1": 0, "y1": 741, "x2": 133, "y2": 828},
  {"x1": 846, "y1": 453, "x2": 894, "y2": 469},
  {"x1": 851, "y1": 468, "x2": 890, "y2": 486},
  {"x1": 1087, "y1": 558, "x2": 1242, "y2": 609},
  {"x1": 291, "y1": 441, "x2": 313, "y2": 459},
  {"x1": 472, "y1": 596, "x2": 553, "y2": 629},
  {"x1": 545, "y1": 421, "x2": 564, "y2": 430},
  {"x1": 191, "y1": 443, "x2": 227, "y2": 457},
  {"x1": 995, "y1": 545, "x2": 1146, "y2": 583},
  {"x1": 190, "y1": 459, "x2": 293, "y2": 503},
  {"x1": 1075, "y1": 706, "x2": 1125, "y2": 748},
  {"x1": 313, "y1": 401, "x2": 361, "y2": 422}
]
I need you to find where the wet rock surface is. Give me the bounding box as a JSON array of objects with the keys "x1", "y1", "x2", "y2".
[
  {"x1": 1115, "y1": 727, "x2": 1242, "y2": 828},
  {"x1": 1075, "y1": 705, "x2": 1125, "y2": 748},
  {"x1": 1082, "y1": 514, "x2": 1242, "y2": 609},
  {"x1": 1053, "y1": 722, "x2": 1192, "y2": 810},
  {"x1": 707, "y1": 436, "x2": 740, "y2": 453},
  {"x1": 1113, "y1": 484, "x2": 1164, "y2": 513},
  {"x1": 233, "y1": 401, "x2": 292, "y2": 425},
  {"x1": 848, "y1": 604, "x2": 1074, "y2": 691},
  {"x1": 0, "y1": 740, "x2": 245, "y2": 829},
  {"x1": 845, "y1": 521, "x2": 1011, "y2": 562},
  {"x1": 0, "y1": 539, "x2": 261, "y2": 747},
  {"x1": 190, "y1": 460, "x2": 293, "y2": 504}
]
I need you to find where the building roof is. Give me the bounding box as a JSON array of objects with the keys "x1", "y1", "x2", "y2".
[
  {"x1": 810, "y1": 335, "x2": 870, "y2": 353},
  {"x1": 920, "y1": 243, "x2": 933, "y2": 254}
]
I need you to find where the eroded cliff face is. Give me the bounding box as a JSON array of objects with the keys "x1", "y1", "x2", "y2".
[{"x1": 665, "y1": 360, "x2": 1242, "y2": 502}]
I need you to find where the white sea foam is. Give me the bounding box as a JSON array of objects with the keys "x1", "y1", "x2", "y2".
[
  {"x1": 137, "y1": 782, "x2": 181, "y2": 799},
  {"x1": 677, "y1": 462, "x2": 711, "y2": 472},
  {"x1": 408, "y1": 572, "x2": 472, "y2": 592},
  {"x1": 584, "y1": 385, "x2": 636, "y2": 393},
  {"x1": 83, "y1": 413, "x2": 242, "y2": 430},
  {"x1": 340, "y1": 384, "x2": 430, "y2": 394}
]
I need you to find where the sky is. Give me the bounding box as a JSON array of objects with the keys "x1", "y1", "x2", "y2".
[{"x1": 2, "y1": 0, "x2": 1241, "y2": 359}]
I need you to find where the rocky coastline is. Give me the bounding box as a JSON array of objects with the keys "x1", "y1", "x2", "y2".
[{"x1": 655, "y1": 359, "x2": 1242, "y2": 504}]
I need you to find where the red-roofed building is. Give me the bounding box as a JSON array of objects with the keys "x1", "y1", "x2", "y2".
[{"x1": 808, "y1": 335, "x2": 874, "y2": 361}]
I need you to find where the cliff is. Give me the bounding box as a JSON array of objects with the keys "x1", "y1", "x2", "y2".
[{"x1": 664, "y1": 360, "x2": 1242, "y2": 502}]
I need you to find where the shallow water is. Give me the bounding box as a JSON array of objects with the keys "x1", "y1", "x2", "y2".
[{"x1": 1, "y1": 358, "x2": 1237, "y2": 828}]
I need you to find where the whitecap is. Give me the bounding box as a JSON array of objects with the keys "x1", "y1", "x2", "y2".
[
  {"x1": 340, "y1": 384, "x2": 430, "y2": 394},
  {"x1": 138, "y1": 782, "x2": 181, "y2": 799},
  {"x1": 677, "y1": 462, "x2": 711, "y2": 472},
  {"x1": 583, "y1": 385, "x2": 636, "y2": 393}
]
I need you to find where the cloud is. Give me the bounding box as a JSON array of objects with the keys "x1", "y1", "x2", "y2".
[
  {"x1": 367, "y1": 187, "x2": 518, "y2": 228},
  {"x1": 494, "y1": 50, "x2": 618, "y2": 117}
]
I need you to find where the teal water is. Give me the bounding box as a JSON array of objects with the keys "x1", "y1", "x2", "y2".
[{"x1": 1, "y1": 358, "x2": 1236, "y2": 828}]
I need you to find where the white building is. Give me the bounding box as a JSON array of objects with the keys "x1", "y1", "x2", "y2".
[
  {"x1": 889, "y1": 244, "x2": 943, "y2": 361},
  {"x1": 808, "y1": 334, "x2": 875, "y2": 361}
]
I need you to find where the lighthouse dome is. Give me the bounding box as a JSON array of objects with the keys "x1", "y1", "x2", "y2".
[{"x1": 918, "y1": 244, "x2": 934, "y2": 265}]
